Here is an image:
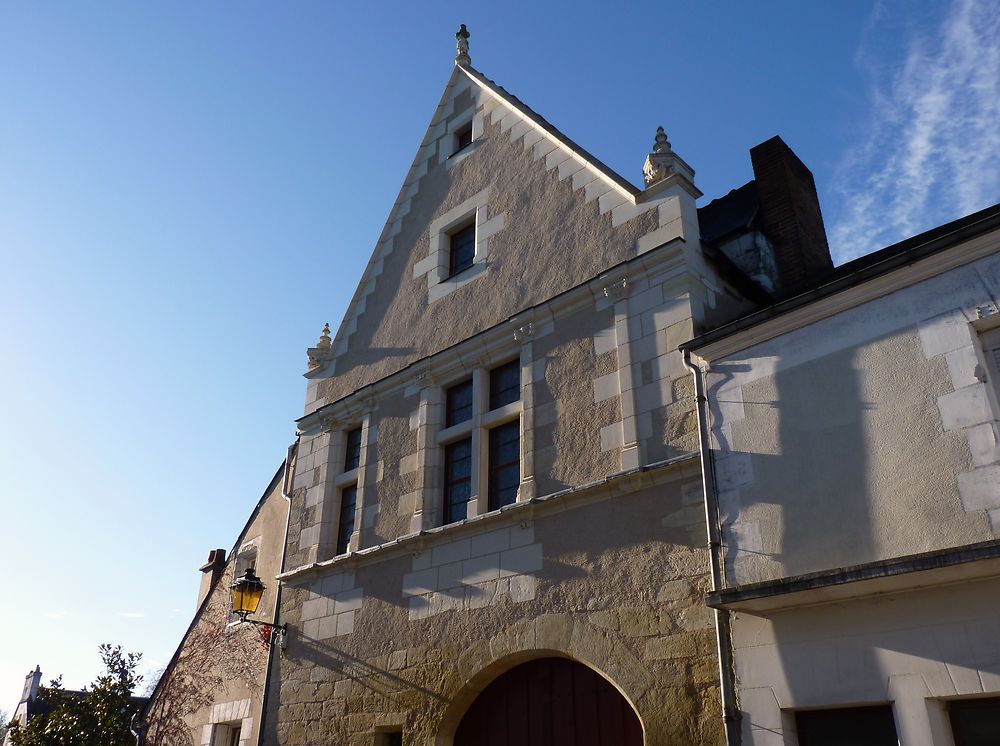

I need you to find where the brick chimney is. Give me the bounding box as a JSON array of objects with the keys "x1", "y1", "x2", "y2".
[
  {"x1": 197, "y1": 549, "x2": 226, "y2": 609},
  {"x1": 750, "y1": 136, "x2": 833, "y2": 293}
]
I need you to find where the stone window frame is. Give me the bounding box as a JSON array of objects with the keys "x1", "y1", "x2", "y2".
[
  {"x1": 326, "y1": 415, "x2": 373, "y2": 558},
  {"x1": 444, "y1": 105, "x2": 484, "y2": 170},
  {"x1": 415, "y1": 187, "x2": 505, "y2": 304},
  {"x1": 434, "y1": 355, "x2": 524, "y2": 525},
  {"x1": 200, "y1": 699, "x2": 251, "y2": 746}
]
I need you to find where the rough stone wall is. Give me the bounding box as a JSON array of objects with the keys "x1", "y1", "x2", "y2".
[
  {"x1": 263, "y1": 472, "x2": 723, "y2": 745},
  {"x1": 533, "y1": 303, "x2": 620, "y2": 495},
  {"x1": 316, "y1": 77, "x2": 661, "y2": 405},
  {"x1": 364, "y1": 392, "x2": 415, "y2": 547}
]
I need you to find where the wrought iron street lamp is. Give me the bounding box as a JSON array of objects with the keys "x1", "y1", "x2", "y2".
[{"x1": 230, "y1": 568, "x2": 287, "y2": 647}]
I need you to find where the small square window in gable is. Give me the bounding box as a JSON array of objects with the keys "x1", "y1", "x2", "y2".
[
  {"x1": 416, "y1": 187, "x2": 505, "y2": 304},
  {"x1": 454, "y1": 122, "x2": 473, "y2": 154}
]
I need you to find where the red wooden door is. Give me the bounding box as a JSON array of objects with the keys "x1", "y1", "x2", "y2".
[{"x1": 454, "y1": 657, "x2": 643, "y2": 746}]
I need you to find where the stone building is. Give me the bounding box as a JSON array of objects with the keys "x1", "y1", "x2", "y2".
[
  {"x1": 140, "y1": 26, "x2": 1000, "y2": 746},
  {"x1": 683, "y1": 203, "x2": 1000, "y2": 746},
  {"x1": 259, "y1": 30, "x2": 831, "y2": 746}
]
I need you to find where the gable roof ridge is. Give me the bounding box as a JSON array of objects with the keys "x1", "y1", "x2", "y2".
[{"x1": 458, "y1": 64, "x2": 641, "y2": 199}]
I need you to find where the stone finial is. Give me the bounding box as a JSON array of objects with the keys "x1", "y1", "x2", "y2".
[
  {"x1": 653, "y1": 126, "x2": 671, "y2": 153},
  {"x1": 643, "y1": 125, "x2": 696, "y2": 188},
  {"x1": 455, "y1": 24, "x2": 471, "y2": 65},
  {"x1": 316, "y1": 323, "x2": 332, "y2": 351},
  {"x1": 307, "y1": 323, "x2": 333, "y2": 372}
]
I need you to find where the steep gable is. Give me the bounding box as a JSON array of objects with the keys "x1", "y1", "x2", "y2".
[{"x1": 306, "y1": 62, "x2": 699, "y2": 411}]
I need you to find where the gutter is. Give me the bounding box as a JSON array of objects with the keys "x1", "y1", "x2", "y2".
[
  {"x1": 256, "y1": 439, "x2": 298, "y2": 745},
  {"x1": 683, "y1": 349, "x2": 741, "y2": 746}
]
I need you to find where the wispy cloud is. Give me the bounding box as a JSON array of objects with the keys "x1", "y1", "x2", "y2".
[
  {"x1": 117, "y1": 611, "x2": 145, "y2": 619},
  {"x1": 830, "y1": 0, "x2": 1000, "y2": 263}
]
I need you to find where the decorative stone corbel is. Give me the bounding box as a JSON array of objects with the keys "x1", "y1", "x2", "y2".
[{"x1": 513, "y1": 322, "x2": 534, "y2": 343}]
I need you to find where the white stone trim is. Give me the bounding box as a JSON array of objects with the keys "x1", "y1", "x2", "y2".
[
  {"x1": 404, "y1": 523, "x2": 540, "y2": 620},
  {"x1": 300, "y1": 570, "x2": 362, "y2": 640},
  {"x1": 413, "y1": 187, "x2": 507, "y2": 304}
]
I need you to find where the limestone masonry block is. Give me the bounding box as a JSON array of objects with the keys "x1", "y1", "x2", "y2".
[
  {"x1": 463, "y1": 553, "x2": 501, "y2": 584},
  {"x1": 919, "y1": 310, "x2": 972, "y2": 358},
  {"x1": 431, "y1": 537, "x2": 471, "y2": 566},
  {"x1": 938, "y1": 384, "x2": 991, "y2": 431},
  {"x1": 499, "y1": 543, "x2": 543, "y2": 577},
  {"x1": 402, "y1": 568, "x2": 439, "y2": 597},
  {"x1": 958, "y1": 466, "x2": 1000, "y2": 511},
  {"x1": 469, "y1": 527, "x2": 510, "y2": 556}
]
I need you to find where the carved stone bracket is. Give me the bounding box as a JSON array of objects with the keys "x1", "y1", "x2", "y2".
[{"x1": 513, "y1": 322, "x2": 534, "y2": 342}]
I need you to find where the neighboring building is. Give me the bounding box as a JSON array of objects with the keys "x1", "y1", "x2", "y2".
[
  {"x1": 4, "y1": 667, "x2": 42, "y2": 745},
  {"x1": 683, "y1": 203, "x2": 1000, "y2": 746},
  {"x1": 141, "y1": 461, "x2": 291, "y2": 746},
  {"x1": 4, "y1": 664, "x2": 147, "y2": 745}
]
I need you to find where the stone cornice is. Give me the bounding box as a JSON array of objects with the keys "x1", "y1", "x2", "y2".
[
  {"x1": 296, "y1": 242, "x2": 689, "y2": 432},
  {"x1": 277, "y1": 452, "x2": 699, "y2": 585}
]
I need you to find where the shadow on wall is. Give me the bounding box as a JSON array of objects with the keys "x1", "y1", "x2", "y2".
[{"x1": 708, "y1": 346, "x2": 875, "y2": 583}]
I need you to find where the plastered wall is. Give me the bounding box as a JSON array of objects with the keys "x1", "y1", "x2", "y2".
[
  {"x1": 734, "y1": 577, "x2": 1000, "y2": 746},
  {"x1": 704, "y1": 244, "x2": 1000, "y2": 585}
]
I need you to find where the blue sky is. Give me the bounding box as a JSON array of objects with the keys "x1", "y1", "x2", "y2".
[{"x1": 1, "y1": 0, "x2": 998, "y2": 711}]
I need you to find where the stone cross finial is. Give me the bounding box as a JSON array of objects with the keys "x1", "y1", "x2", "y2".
[
  {"x1": 316, "y1": 322, "x2": 332, "y2": 351},
  {"x1": 455, "y1": 24, "x2": 471, "y2": 65}
]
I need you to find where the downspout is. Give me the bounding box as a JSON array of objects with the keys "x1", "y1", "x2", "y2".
[
  {"x1": 257, "y1": 438, "x2": 298, "y2": 745},
  {"x1": 683, "y1": 349, "x2": 741, "y2": 746}
]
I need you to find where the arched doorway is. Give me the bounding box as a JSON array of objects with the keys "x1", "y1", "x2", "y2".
[{"x1": 454, "y1": 657, "x2": 643, "y2": 746}]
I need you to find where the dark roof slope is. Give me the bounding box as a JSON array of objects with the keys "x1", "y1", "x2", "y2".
[
  {"x1": 682, "y1": 201, "x2": 1000, "y2": 351},
  {"x1": 697, "y1": 181, "x2": 759, "y2": 244}
]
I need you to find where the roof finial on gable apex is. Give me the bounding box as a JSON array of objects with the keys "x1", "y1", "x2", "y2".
[
  {"x1": 643, "y1": 124, "x2": 696, "y2": 189},
  {"x1": 455, "y1": 24, "x2": 471, "y2": 65}
]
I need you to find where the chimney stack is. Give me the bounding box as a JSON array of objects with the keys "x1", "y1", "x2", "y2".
[
  {"x1": 197, "y1": 549, "x2": 227, "y2": 609},
  {"x1": 20, "y1": 666, "x2": 41, "y2": 703},
  {"x1": 750, "y1": 136, "x2": 833, "y2": 293}
]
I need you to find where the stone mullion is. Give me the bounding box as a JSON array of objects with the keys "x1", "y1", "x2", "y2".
[
  {"x1": 516, "y1": 329, "x2": 536, "y2": 502},
  {"x1": 610, "y1": 280, "x2": 643, "y2": 470},
  {"x1": 313, "y1": 428, "x2": 343, "y2": 562},
  {"x1": 348, "y1": 409, "x2": 375, "y2": 552},
  {"x1": 468, "y1": 367, "x2": 487, "y2": 519},
  {"x1": 410, "y1": 382, "x2": 443, "y2": 532}
]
